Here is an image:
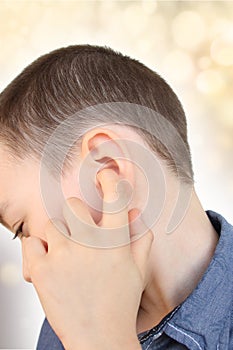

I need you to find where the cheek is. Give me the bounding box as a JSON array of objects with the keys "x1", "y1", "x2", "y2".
[
  {"x1": 61, "y1": 173, "x2": 82, "y2": 201},
  {"x1": 26, "y1": 203, "x2": 50, "y2": 240},
  {"x1": 61, "y1": 172, "x2": 102, "y2": 223}
]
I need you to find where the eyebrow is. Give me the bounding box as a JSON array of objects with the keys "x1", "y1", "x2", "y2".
[{"x1": 0, "y1": 201, "x2": 12, "y2": 231}]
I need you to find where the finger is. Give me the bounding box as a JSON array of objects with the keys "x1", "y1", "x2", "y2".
[
  {"x1": 128, "y1": 208, "x2": 141, "y2": 239},
  {"x1": 63, "y1": 197, "x2": 96, "y2": 227},
  {"x1": 129, "y1": 210, "x2": 154, "y2": 279},
  {"x1": 23, "y1": 236, "x2": 47, "y2": 272},
  {"x1": 97, "y1": 169, "x2": 130, "y2": 229},
  {"x1": 63, "y1": 197, "x2": 98, "y2": 245}
]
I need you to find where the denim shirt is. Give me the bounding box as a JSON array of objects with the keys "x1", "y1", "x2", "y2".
[{"x1": 37, "y1": 211, "x2": 233, "y2": 350}]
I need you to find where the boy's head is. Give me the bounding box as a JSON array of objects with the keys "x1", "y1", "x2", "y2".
[
  {"x1": 0, "y1": 45, "x2": 193, "y2": 180},
  {"x1": 0, "y1": 45, "x2": 194, "y2": 278}
]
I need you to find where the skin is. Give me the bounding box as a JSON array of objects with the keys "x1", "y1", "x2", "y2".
[{"x1": 0, "y1": 125, "x2": 219, "y2": 348}]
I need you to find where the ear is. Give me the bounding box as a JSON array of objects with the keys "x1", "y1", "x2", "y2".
[
  {"x1": 76, "y1": 127, "x2": 136, "y2": 225},
  {"x1": 80, "y1": 127, "x2": 135, "y2": 194}
]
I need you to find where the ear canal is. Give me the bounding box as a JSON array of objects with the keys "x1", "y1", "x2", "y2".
[
  {"x1": 95, "y1": 157, "x2": 120, "y2": 199},
  {"x1": 95, "y1": 156, "x2": 120, "y2": 175}
]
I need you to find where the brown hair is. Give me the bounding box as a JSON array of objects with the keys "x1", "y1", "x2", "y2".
[{"x1": 0, "y1": 45, "x2": 193, "y2": 182}]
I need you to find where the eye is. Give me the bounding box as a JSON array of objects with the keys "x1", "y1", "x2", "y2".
[{"x1": 12, "y1": 222, "x2": 24, "y2": 240}]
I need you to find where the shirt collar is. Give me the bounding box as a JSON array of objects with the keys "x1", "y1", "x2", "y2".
[{"x1": 164, "y1": 210, "x2": 233, "y2": 349}]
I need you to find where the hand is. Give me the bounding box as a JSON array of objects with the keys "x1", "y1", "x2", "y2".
[{"x1": 23, "y1": 169, "x2": 153, "y2": 350}]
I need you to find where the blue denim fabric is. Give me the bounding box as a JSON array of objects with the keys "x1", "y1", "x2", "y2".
[
  {"x1": 36, "y1": 318, "x2": 64, "y2": 350},
  {"x1": 36, "y1": 211, "x2": 233, "y2": 350}
]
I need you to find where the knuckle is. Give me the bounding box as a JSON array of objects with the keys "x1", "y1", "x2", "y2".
[{"x1": 23, "y1": 271, "x2": 32, "y2": 283}]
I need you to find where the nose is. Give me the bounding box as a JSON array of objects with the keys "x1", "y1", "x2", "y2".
[{"x1": 21, "y1": 238, "x2": 32, "y2": 283}]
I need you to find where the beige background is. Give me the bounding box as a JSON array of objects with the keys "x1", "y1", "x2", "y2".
[{"x1": 0, "y1": 1, "x2": 232, "y2": 348}]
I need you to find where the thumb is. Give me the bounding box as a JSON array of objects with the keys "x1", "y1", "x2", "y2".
[{"x1": 128, "y1": 209, "x2": 154, "y2": 279}]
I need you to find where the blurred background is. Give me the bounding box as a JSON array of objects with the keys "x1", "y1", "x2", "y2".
[{"x1": 0, "y1": 0, "x2": 232, "y2": 348}]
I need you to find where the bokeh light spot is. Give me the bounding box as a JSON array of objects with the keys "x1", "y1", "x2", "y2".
[
  {"x1": 0, "y1": 262, "x2": 21, "y2": 287},
  {"x1": 172, "y1": 11, "x2": 206, "y2": 51},
  {"x1": 211, "y1": 29, "x2": 233, "y2": 66},
  {"x1": 162, "y1": 50, "x2": 195, "y2": 83},
  {"x1": 196, "y1": 69, "x2": 225, "y2": 94}
]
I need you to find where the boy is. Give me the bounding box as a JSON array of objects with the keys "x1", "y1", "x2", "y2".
[{"x1": 0, "y1": 45, "x2": 232, "y2": 349}]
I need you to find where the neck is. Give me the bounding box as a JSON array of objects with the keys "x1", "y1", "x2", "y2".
[{"x1": 136, "y1": 184, "x2": 219, "y2": 334}]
